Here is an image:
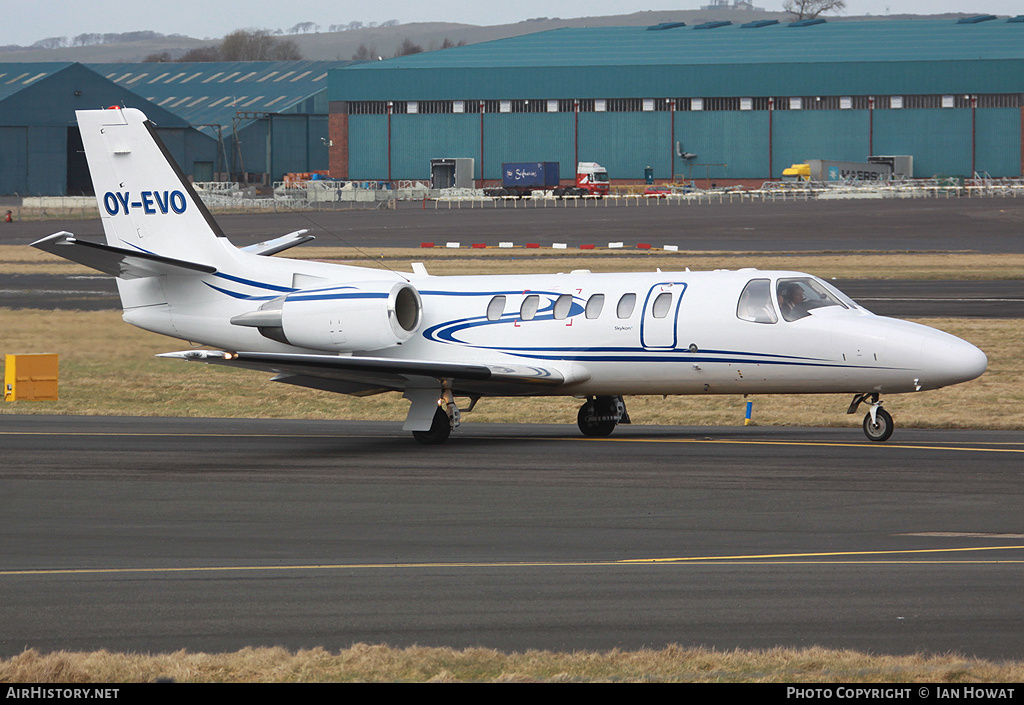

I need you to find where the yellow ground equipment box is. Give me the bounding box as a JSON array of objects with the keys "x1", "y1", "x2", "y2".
[{"x1": 4, "y1": 354, "x2": 59, "y2": 401}]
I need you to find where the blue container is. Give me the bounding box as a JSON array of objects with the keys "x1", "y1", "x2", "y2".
[{"x1": 502, "y1": 162, "x2": 560, "y2": 188}]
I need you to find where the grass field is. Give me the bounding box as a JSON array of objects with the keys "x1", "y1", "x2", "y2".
[
  {"x1": 1, "y1": 309, "x2": 1018, "y2": 431},
  {"x1": 2, "y1": 247, "x2": 1020, "y2": 430},
  {"x1": 4, "y1": 644, "x2": 1024, "y2": 683}
]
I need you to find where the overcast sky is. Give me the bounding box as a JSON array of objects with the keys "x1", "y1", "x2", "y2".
[{"x1": 9, "y1": 1, "x2": 1024, "y2": 46}]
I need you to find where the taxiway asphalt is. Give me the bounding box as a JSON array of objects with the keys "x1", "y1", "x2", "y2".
[
  {"x1": 5, "y1": 197, "x2": 1021, "y2": 316},
  {"x1": 3, "y1": 196, "x2": 1024, "y2": 251},
  {"x1": 2, "y1": 415, "x2": 1023, "y2": 659}
]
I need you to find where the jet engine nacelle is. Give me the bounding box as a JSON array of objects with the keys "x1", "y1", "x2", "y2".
[{"x1": 232, "y1": 281, "x2": 423, "y2": 352}]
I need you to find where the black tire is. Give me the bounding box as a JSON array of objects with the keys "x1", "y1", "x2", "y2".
[
  {"x1": 577, "y1": 401, "x2": 617, "y2": 437},
  {"x1": 413, "y1": 406, "x2": 452, "y2": 445},
  {"x1": 862, "y1": 407, "x2": 894, "y2": 442}
]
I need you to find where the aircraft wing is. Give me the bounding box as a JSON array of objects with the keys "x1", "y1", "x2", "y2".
[
  {"x1": 31, "y1": 232, "x2": 216, "y2": 279},
  {"x1": 158, "y1": 349, "x2": 584, "y2": 397}
]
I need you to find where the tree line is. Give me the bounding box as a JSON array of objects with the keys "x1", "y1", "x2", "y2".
[
  {"x1": 352, "y1": 37, "x2": 466, "y2": 61},
  {"x1": 22, "y1": 20, "x2": 402, "y2": 52},
  {"x1": 142, "y1": 28, "x2": 467, "y2": 63},
  {"x1": 146, "y1": 29, "x2": 302, "y2": 62},
  {"x1": 30, "y1": 30, "x2": 170, "y2": 49}
]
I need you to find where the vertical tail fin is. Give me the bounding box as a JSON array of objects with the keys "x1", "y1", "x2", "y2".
[{"x1": 78, "y1": 107, "x2": 231, "y2": 266}]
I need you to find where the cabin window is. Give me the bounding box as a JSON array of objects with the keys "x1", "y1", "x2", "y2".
[
  {"x1": 585, "y1": 294, "x2": 605, "y2": 319},
  {"x1": 651, "y1": 292, "x2": 672, "y2": 319},
  {"x1": 776, "y1": 277, "x2": 847, "y2": 322},
  {"x1": 616, "y1": 293, "x2": 637, "y2": 319},
  {"x1": 486, "y1": 295, "x2": 506, "y2": 321},
  {"x1": 737, "y1": 279, "x2": 778, "y2": 324},
  {"x1": 553, "y1": 294, "x2": 573, "y2": 320},
  {"x1": 520, "y1": 294, "x2": 540, "y2": 321}
]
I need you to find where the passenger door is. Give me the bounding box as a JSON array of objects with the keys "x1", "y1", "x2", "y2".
[{"x1": 641, "y1": 282, "x2": 686, "y2": 348}]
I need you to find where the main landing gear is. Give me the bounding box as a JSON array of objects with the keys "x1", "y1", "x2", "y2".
[
  {"x1": 412, "y1": 405, "x2": 455, "y2": 445},
  {"x1": 577, "y1": 395, "x2": 630, "y2": 437},
  {"x1": 848, "y1": 392, "x2": 894, "y2": 442},
  {"x1": 409, "y1": 388, "x2": 466, "y2": 445}
]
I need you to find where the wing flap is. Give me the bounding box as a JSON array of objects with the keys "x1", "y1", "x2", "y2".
[
  {"x1": 158, "y1": 349, "x2": 583, "y2": 396},
  {"x1": 31, "y1": 232, "x2": 217, "y2": 279}
]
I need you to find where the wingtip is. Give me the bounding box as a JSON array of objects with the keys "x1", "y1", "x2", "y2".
[{"x1": 30, "y1": 231, "x2": 76, "y2": 248}]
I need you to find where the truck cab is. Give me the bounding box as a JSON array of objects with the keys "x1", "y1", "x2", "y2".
[
  {"x1": 782, "y1": 163, "x2": 811, "y2": 182},
  {"x1": 576, "y1": 162, "x2": 609, "y2": 196}
]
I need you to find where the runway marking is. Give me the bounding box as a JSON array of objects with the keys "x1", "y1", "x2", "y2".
[
  {"x1": 859, "y1": 297, "x2": 1024, "y2": 302},
  {"x1": 617, "y1": 545, "x2": 1024, "y2": 563},
  {"x1": 3, "y1": 546, "x2": 1023, "y2": 578},
  {"x1": 0, "y1": 289, "x2": 113, "y2": 296},
  {"x1": 2, "y1": 430, "x2": 1023, "y2": 454},
  {"x1": 901, "y1": 532, "x2": 1024, "y2": 539},
  {"x1": 0, "y1": 431, "x2": 341, "y2": 437},
  {"x1": 567, "y1": 437, "x2": 1024, "y2": 454}
]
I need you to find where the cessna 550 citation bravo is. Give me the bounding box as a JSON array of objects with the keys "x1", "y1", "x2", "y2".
[{"x1": 33, "y1": 108, "x2": 988, "y2": 444}]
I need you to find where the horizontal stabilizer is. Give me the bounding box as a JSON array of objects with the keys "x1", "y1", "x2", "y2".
[
  {"x1": 240, "y1": 230, "x2": 314, "y2": 256},
  {"x1": 31, "y1": 232, "x2": 217, "y2": 279},
  {"x1": 158, "y1": 349, "x2": 584, "y2": 397}
]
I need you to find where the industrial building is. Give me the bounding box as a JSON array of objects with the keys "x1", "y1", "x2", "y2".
[
  {"x1": 327, "y1": 16, "x2": 1024, "y2": 184},
  {"x1": 0, "y1": 62, "x2": 205, "y2": 196},
  {"x1": 92, "y1": 61, "x2": 354, "y2": 183},
  {"x1": 0, "y1": 60, "x2": 354, "y2": 195}
]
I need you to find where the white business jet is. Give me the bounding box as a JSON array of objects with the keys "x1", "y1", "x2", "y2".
[{"x1": 33, "y1": 108, "x2": 987, "y2": 444}]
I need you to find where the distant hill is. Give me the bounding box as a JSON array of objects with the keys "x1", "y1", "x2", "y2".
[{"x1": 0, "y1": 10, "x2": 977, "y2": 63}]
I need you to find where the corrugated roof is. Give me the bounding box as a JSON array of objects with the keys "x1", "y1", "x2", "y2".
[
  {"x1": 0, "y1": 62, "x2": 74, "y2": 102},
  {"x1": 90, "y1": 60, "x2": 355, "y2": 130},
  {"x1": 0, "y1": 63, "x2": 194, "y2": 130},
  {"x1": 347, "y1": 18, "x2": 1024, "y2": 70}
]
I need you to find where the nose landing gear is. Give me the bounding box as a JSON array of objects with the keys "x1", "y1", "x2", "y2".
[
  {"x1": 863, "y1": 406, "x2": 894, "y2": 442},
  {"x1": 848, "y1": 392, "x2": 894, "y2": 442},
  {"x1": 577, "y1": 395, "x2": 630, "y2": 437}
]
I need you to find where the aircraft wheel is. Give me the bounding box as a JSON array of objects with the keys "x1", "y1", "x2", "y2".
[
  {"x1": 413, "y1": 406, "x2": 452, "y2": 445},
  {"x1": 577, "y1": 401, "x2": 617, "y2": 437},
  {"x1": 862, "y1": 407, "x2": 894, "y2": 442}
]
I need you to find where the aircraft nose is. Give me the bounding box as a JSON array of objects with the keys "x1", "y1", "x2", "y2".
[{"x1": 919, "y1": 331, "x2": 987, "y2": 388}]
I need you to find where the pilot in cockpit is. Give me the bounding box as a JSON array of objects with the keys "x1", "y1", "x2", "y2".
[{"x1": 779, "y1": 282, "x2": 808, "y2": 321}]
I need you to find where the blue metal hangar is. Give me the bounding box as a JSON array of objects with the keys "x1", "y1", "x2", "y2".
[
  {"x1": 327, "y1": 16, "x2": 1024, "y2": 184},
  {"x1": 94, "y1": 61, "x2": 353, "y2": 184},
  {"x1": 0, "y1": 62, "x2": 202, "y2": 196},
  {"x1": 0, "y1": 60, "x2": 353, "y2": 195}
]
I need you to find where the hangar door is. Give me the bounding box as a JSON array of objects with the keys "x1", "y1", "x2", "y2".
[
  {"x1": 0, "y1": 128, "x2": 27, "y2": 195},
  {"x1": 66, "y1": 127, "x2": 94, "y2": 196}
]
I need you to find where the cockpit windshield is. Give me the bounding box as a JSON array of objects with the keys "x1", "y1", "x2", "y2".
[{"x1": 776, "y1": 277, "x2": 848, "y2": 322}]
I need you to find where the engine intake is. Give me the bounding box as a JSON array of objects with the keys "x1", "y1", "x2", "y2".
[{"x1": 231, "y1": 280, "x2": 422, "y2": 352}]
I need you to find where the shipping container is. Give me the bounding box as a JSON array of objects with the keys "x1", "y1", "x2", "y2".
[{"x1": 502, "y1": 161, "x2": 561, "y2": 188}]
